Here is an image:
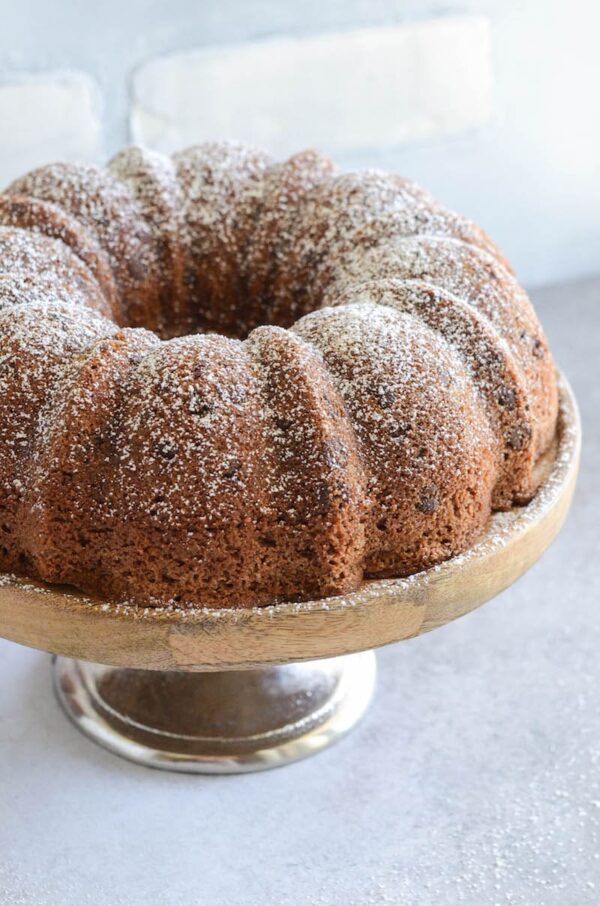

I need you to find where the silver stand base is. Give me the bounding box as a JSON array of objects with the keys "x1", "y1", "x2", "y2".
[{"x1": 53, "y1": 651, "x2": 376, "y2": 773}]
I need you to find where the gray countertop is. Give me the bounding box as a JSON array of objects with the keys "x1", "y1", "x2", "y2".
[{"x1": 0, "y1": 277, "x2": 598, "y2": 906}]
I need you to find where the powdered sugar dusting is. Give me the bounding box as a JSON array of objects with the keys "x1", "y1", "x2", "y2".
[
  {"x1": 0, "y1": 142, "x2": 560, "y2": 609},
  {"x1": 0, "y1": 376, "x2": 578, "y2": 625}
]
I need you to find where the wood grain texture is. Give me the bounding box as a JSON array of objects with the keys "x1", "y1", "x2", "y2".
[{"x1": 0, "y1": 375, "x2": 581, "y2": 671}]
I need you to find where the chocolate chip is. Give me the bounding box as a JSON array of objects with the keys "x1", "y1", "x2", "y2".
[
  {"x1": 189, "y1": 397, "x2": 211, "y2": 417},
  {"x1": 223, "y1": 459, "x2": 241, "y2": 479},
  {"x1": 259, "y1": 535, "x2": 276, "y2": 548},
  {"x1": 506, "y1": 424, "x2": 532, "y2": 451},
  {"x1": 156, "y1": 440, "x2": 177, "y2": 461},
  {"x1": 416, "y1": 484, "x2": 440, "y2": 514},
  {"x1": 390, "y1": 422, "x2": 410, "y2": 439},
  {"x1": 127, "y1": 257, "x2": 147, "y2": 281},
  {"x1": 275, "y1": 416, "x2": 292, "y2": 432},
  {"x1": 532, "y1": 338, "x2": 545, "y2": 358},
  {"x1": 376, "y1": 386, "x2": 395, "y2": 409},
  {"x1": 497, "y1": 386, "x2": 517, "y2": 410}
]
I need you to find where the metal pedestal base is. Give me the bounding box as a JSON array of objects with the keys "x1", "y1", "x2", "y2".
[{"x1": 53, "y1": 651, "x2": 376, "y2": 773}]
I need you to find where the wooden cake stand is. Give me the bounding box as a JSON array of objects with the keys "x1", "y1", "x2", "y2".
[{"x1": 0, "y1": 376, "x2": 580, "y2": 773}]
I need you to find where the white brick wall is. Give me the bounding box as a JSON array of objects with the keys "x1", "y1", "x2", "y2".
[
  {"x1": 130, "y1": 17, "x2": 493, "y2": 156},
  {"x1": 0, "y1": 73, "x2": 102, "y2": 188},
  {"x1": 0, "y1": 3, "x2": 597, "y2": 289},
  {"x1": 0, "y1": 19, "x2": 492, "y2": 188}
]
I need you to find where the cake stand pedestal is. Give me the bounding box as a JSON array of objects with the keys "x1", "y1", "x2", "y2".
[
  {"x1": 52, "y1": 651, "x2": 376, "y2": 772},
  {"x1": 0, "y1": 377, "x2": 580, "y2": 773}
]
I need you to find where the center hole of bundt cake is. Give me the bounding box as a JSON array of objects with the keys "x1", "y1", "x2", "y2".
[{"x1": 150, "y1": 299, "x2": 314, "y2": 342}]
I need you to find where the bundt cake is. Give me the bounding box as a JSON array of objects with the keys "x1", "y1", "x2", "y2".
[{"x1": 0, "y1": 142, "x2": 558, "y2": 608}]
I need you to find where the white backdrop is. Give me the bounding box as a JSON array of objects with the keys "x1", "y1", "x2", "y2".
[{"x1": 0, "y1": 0, "x2": 598, "y2": 288}]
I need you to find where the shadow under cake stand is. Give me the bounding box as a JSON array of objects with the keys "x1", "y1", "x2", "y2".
[{"x1": 0, "y1": 376, "x2": 580, "y2": 773}]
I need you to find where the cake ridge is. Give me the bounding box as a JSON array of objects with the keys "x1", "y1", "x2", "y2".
[
  {"x1": 336, "y1": 277, "x2": 534, "y2": 505},
  {"x1": 292, "y1": 300, "x2": 498, "y2": 576},
  {"x1": 108, "y1": 145, "x2": 186, "y2": 337},
  {"x1": 0, "y1": 194, "x2": 120, "y2": 313}
]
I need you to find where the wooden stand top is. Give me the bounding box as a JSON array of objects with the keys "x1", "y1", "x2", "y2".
[{"x1": 0, "y1": 375, "x2": 581, "y2": 671}]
